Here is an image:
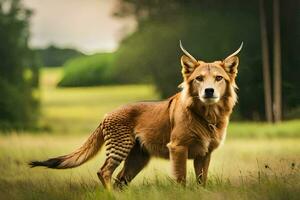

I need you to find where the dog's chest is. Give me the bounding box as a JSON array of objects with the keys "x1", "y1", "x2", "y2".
[
  {"x1": 188, "y1": 142, "x2": 209, "y2": 158},
  {"x1": 187, "y1": 122, "x2": 228, "y2": 158},
  {"x1": 187, "y1": 136, "x2": 220, "y2": 158}
]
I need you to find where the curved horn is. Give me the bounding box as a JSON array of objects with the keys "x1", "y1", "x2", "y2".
[
  {"x1": 224, "y1": 42, "x2": 243, "y2": 60},
  {"x1": 179, "y1": 40, "x2": 197, "y2": 62}
]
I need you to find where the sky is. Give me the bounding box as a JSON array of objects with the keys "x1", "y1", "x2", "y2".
[{"x1": 23, "y1": 0, "x2": 135, "y2": 54}]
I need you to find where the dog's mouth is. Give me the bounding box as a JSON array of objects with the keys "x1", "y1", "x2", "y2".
[{"x1": 200, "y1": 96, "x2": 219, "y2": 104}]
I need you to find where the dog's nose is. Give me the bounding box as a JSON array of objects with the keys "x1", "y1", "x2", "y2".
[{"x1": 205, "y1": 88, "x2": 214, "y2": 98}]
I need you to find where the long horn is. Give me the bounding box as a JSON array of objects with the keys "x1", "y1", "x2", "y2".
[
  {"x1": 179, "y1": 40, "x2": 197, "y2": 62},
  {"x1": 224, "y1": 42, "x2": 243, "y2": 60}
]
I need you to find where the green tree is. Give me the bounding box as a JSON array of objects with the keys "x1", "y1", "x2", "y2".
[{"x1": 0, "y1": 0, "x2": 39, "y2": 130}]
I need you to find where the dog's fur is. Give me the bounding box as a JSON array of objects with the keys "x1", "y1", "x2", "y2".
[{"x1": 29, "y1": 42, "x2": 242, "y2": 189}]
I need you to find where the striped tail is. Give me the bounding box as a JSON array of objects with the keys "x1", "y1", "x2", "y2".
[{"x1": 29, "y1": 124, "x2": 104, "y2": 169}]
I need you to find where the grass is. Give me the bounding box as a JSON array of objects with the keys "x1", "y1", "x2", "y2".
[
  {"x1": 228, "y1": 120, "x2": 300, "y2": 138},
  {"x1": 39, "y1": 67, "x2": 159, "y2": 134},
  {"x1": 0, "y1": 135, "x2": 299, "y2": 199},
  {"x1": 0, "y1": 67, "x2": 299, "y2": 199}
]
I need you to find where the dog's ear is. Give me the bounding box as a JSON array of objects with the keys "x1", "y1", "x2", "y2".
[
  {"x1": 222, "y1": 56, "x2": 239, "y2": 78},
  {"x1": 181, "y1": 55, "x2": 198, "y2": 78},
  {"x1": 222, "y1": 42, "x2": 243, "y2": 80},
  {"x1": 179, "y1": 40, "x2": 198, "y2": 80}
]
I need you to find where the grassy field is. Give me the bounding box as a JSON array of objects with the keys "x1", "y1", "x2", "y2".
[{"x1": 0, "y1": 68, "x2": 299, "y2": 199}]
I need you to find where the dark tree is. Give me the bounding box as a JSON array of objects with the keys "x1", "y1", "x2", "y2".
[
  {"x1": 272, "y1": 0, "x2": 282, "y2": 122},
  {"x1": 0, "y1": 0, "x2": 39, "y2": 130},
  {"x1": 259, "y1": 0, "x2": 273, "y2": 122}
]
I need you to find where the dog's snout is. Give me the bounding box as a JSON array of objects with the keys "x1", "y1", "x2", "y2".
[{"x1": 204, "y1": 88, "x2": 214, "y2": 98}]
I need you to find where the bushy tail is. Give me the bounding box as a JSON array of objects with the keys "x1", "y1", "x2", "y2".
[{"x1": 29, "y1": 124, "x2": 104, "y2": 169}]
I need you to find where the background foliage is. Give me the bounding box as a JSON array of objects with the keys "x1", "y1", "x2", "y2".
[
  {"x1": 0, "y1": 0, "x2": 39, "y2": 130},
  {"x1": 112, "y1": 0, "x2": 300, "y2": 120},
  {"x1": 35, "y1": 45, "x2": 85, "y2": 67},
  {"x1": 57, "y1": 0, "x2": 299, "y2": 120},
  {"x1": 58, "y1": 53, "x2": 115, "y2": 87}
]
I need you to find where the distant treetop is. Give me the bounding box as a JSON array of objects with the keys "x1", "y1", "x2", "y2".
[{"x1": 35, "y1": 45, "x2": 85, "y2": 67}]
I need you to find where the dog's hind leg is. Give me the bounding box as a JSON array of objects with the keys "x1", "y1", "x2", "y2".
[
  {"x1": 113, "y1": 140, "x2": 150, "y2": 189},
  {"x1": 97, "y1": 157, "x2": 119, "y2": 190},
  {"x1": 97, "y1": 117, "x2": 135, "y2": 189},
  {"x1": 97, "y1": 142, "x2": 135, "y2": 189}
]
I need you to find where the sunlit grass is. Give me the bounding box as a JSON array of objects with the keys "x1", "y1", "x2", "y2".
[
  {"x1": 0, "y1": 134, "x2": 299, "y2": 199},
  {"x1": 39, "y1": 67, "x2": 159, "y2": 133},
  {"x1": 228, "y1": 120, "x2": 300, "y2": 138},
  {"x1": 41, "y1": 84, "x2": 159, "y2": 134},
  {"x1": 40, "y1": 67, "x2": 63, "y2": 88}
]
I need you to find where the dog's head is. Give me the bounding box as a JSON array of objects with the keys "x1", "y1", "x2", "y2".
[{"x1": 180, "y1": 41, "x2": 242, "y2": 105}]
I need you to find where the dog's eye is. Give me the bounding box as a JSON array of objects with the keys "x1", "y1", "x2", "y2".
[
  {"x1": 215, "y1": 76, "x2": 223, "y2": 81},
  {"x1": 195, "y1": 76, "x2": 204, "y2": 82}
]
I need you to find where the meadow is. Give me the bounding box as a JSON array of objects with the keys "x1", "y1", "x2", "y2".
[{"x1": 0, "y1": 68, "x2": 299, "y2": 200}]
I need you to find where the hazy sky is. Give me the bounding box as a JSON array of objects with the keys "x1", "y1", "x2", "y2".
[{"x1": 23, "y1": 0, "x2": 135, "y2": 54}]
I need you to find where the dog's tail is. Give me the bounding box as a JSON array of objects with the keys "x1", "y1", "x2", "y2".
[{"x1": 29, "y1": 124, "x2": 104, "y2": 169}]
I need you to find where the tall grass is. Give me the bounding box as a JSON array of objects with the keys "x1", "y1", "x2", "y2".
[{"x1": 0, "y1": 134, "x2": 299, "y2": 200}]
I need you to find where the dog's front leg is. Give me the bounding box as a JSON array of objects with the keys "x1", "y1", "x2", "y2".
[
  {"x1": 194, "y1": 153, "x2": 211, "y2": 186},
  {"x1": 167, "y1": 143, "x2": 188, "y2": 184}
]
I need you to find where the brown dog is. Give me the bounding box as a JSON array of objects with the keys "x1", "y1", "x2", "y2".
[{"x1": 30, "y1": 41, "x2": 242, "y2": 189}]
